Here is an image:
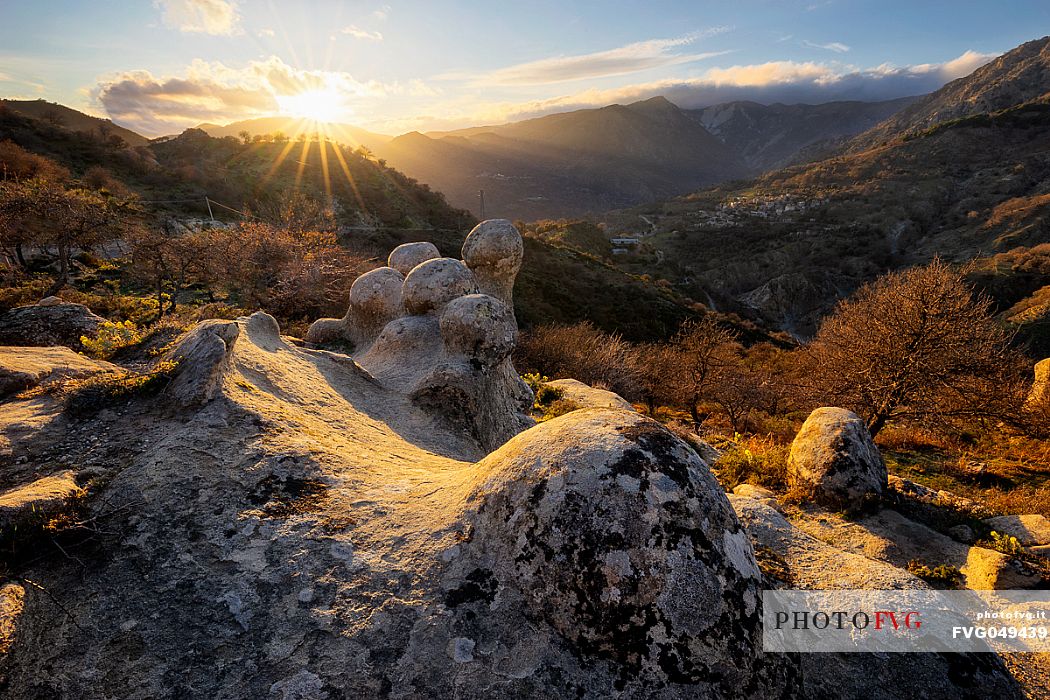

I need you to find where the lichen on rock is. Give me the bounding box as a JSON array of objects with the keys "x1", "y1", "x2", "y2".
[{"x1": 788, "y1": 406, "x2": 887, "y2": 510}]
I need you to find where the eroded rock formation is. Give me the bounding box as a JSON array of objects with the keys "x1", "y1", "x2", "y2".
[
  {"x1": 305, "y1": 220, "x2": 533, "y2": 451},
  {"x1": 0, "y1": 221, "x2": 803, "y2": 697},
  {"x1": 0, "y1": 297, "x2": 104, "y2": 350}
]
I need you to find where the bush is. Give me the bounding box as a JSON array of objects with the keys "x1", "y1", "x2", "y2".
[
  {"x1": 539, "y1": 398, "x2": 581, "y2": 422},
  {"x1": 906, "y1": 560, "x2": 964, "y2": 589},
  {"x1": 80, "y1": 320, "x2": 141, "y2": 359},
  {"x1": 979, "y1": 530, "x2": 1025, "y2": 557},
  {"x1": 713, "y1": 435, "x2": 789, "y2": 491},
  {"x1": 63, "y1": 359, "x2": 179, "y2": 416}
]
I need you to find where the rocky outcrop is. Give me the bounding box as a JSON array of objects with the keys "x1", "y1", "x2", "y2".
[
  {"x1": 0, "y1": 346, "x2": 120, "y2": 398},
  {"x1": 731, "y1": 497, "x2": 1024, "y2": 698},
  {"x1": 544, "y1": 378, "x2": 634, "y2": 411},
  {"x1": 984, "y1": 514, "x2": 1050, "y2": 547},
  {"x1": 162, "y1": 318, "x2": 240, "y2": 409},
  {"x1": 792, "y1": 506, "x2": 1040, "y2": 590},
  {"x1": 0, "y1": 470, "x2": 81, "y2": 534},
  {"x1": 0, "y1": 297, "x2": 105, "y2": 350},
  {"x1": 303, "y1": 220, "x2": 534, "y2": 452},
  {"x1": 452, "y1": 409, "x2": 796, "y2": 696},
  {"x1": 788, "y1": 407, "x2": 886, "y2": 510},
  {"x1": 0, "y1": 309, "x2": 800, "y2": 698}
]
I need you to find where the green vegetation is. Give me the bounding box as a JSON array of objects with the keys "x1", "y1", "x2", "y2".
[
  {"x1": 712, "y1": 435, "x2": 789, "y2": 492},
  {"x1": 906, "y1": 560, "x2": 964, "y2": 589},
  {"x1": 63, "y1": 359, "x2": 180, "y2": 417},
  {"x1": 80, "y1": 320, "x2": 141, "y2": 359}
]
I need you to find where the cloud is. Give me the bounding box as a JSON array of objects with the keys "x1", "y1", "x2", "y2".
[
  {"x1": 801, "y1": 40, "x2": 850, "y2": 53},
  {"x1": 449, "y1": 30, "x2": 731, "y2": 86},
  {"x1": 93, "y1": 56, "x2": 400, "y2": 135},
  {"x1": 371, "y1": 4, "x2": 390, "y2": 21},
  {"x1": 342, "y1": 25, "x2": 383, "y2": 41},
  {"x1": 382, "y1": 49, "x2": 998, "y2": 134},
  {"x1": 258, "y1": 28, "x2": 275, "y2": 38},
  {"x1": 155, "y1": 0, "x2": 241, "y2": 35}
]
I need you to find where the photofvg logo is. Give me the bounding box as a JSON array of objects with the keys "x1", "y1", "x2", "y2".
[{"x1": 763, "y1": 590, "x2": 1050, "y2": 653}]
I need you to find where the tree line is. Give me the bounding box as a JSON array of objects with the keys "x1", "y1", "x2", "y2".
[{"x1": 516, "y1": 260, "x2": 1047, "y2": 440}]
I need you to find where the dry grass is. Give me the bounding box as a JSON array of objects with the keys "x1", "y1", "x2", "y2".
[
  {"x1": 883, "y1": 427, "x2": 1050, "y2": 518},
  {"x1": 711, "y1": 433, "x2": 789, "y2": 492}
]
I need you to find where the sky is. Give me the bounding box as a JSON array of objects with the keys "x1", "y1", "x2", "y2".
[{"x1": 1, "y1": 0, "x2": 1047, "y2": 137}]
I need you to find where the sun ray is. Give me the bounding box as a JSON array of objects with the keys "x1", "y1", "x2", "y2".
[
  {"x1": 293, "y1": 135, "x2": 313, "y2": 190},
  {"x1": 318, "y1": 124, "x2": 333, "y2": 202},
  {"x1": 260, "y1": 118, "x2": 313, "y2": 185},
  {"x1": 329, "y1": 138, "x2": 368, "y2": 214}
]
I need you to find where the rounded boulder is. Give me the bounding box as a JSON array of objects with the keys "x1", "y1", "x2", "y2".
[
  {"x1": 788, "y1": 407, "x2": 886, "y2": 510},
  {"x1": 439, "y1": 294, "x2": 516, "y2": 365},
  {"x1": 388, "y1": 241, "x2": 441, "y2": 277},
  {"x1": 402, "y1": 258, "x2": 478, "y2": 315}
]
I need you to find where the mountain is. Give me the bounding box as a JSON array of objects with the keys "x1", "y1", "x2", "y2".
[
  {"x1": 373, "y1": 97, "x2": 749, "y2": 220},
  {"x1": 195, "y1": 116, "x2": 391, "y2": 150},
  {"x1": 0, "y1": 99, "x2": 149, "y2": 147},
  {"x1": 602, "y1": 36, "x2": 1050, "y2": 346},
  {"x1": 850, "y1": 35, "x2": 1050, "y2": 150},
  {"x1": 688, "y1": 97, "x2": 918, "y2": 171}
]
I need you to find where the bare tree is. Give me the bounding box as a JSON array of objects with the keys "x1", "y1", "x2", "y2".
[
  {"x1": 805, "y1": 259, "x2": 1024, "y2": 437},
  {"x1": 516, "y1": 322, "x2": 641, "y2": 399},
  {"x1": 670, "y1": 316, "x2": 740, "y2": 428},
  {"x1": 0, "y1": 177, "x2": 136, "y2": 294}
]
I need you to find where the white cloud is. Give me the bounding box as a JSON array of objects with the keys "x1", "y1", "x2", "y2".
[
  {"x1": 342, "y1": 25, "x2": 384, "y2": 41},
  {"x1": 379, "y1": 49, "x2": 999, "y2": 134},
  {"x1": 449, "y1": 29, "x2": 731, "y2": 86},
  {"x1": 94, "y1": 56, "x2": 405, "y2": 135},
  {"x1": 257, "y1": 28, "x2": 275, "y2": 38},
  {"x1": 371, "y1": 4, "x2": 391, "y2": 21},
  {"x1": 801, "y1": 40, "x2": 851, "y2": 53},
  {"x1": 155, "y1": 0, "x2": 242, "y2": 36}
]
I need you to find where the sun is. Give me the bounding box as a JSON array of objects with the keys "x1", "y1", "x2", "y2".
[{"x1": 277, "y1": 88, "x2": 346, "y2": 123}]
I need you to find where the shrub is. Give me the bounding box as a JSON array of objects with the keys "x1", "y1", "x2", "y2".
[
  {"x1": 906, "y1": 560, "x2": 964, "y2": 589},
  {"x1": 80, "y1": 320, "x2": 142, "y2": 359},
  {"x1": 713, "y1": 435, "x2": 789, "y2": 491},
  {"x1": 535, "y1": 384, "x2": 564, "y2": 407},
  {"x1": 979, "y1": 530, "x2": 1025, "y2": 557},
  {"x1": 63, "y1": 359, "x2": 179, "y2": 416},
  {"x1": 539, "y1": 398, "x2": 581, "y2": 422}
]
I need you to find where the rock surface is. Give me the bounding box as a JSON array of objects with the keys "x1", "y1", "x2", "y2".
[
  {"x1": 0, "y1": 298, "x2": 105, "y2": 350},
  {"x1": 984, "y1": 514, "x2": 1050, "y2": 547},
  {"x1": 0, "y1": 346, "x2": 120, "y2": 398},
  {"x1": 792, "y1": 507, "x2": 1040, "y2": 590},
  {"x1": 544, "y1": 378, "x2": 634, "y2": 411},
  {"x1": 0, "y1": 310, "x2": 801, "y2": 698},
  {"x1": 0, "y1": 469, "x2": 81, "y2": 533},
  {"x1": 0, "y1": 224, "x2": 815, "y2": 698},
  {"x1": 787, "y1": 407, "x2": 886, "y2": 509},
  {"x1": 730, "y1": 497, "x2": 1024, "y2": 698}
]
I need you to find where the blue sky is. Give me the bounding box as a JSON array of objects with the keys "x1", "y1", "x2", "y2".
[{"x1": 1, "y1": 1, "x2": 1047, "y2": 135}]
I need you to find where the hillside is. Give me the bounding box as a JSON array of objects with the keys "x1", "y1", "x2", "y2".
[
  {"x1": 195, "y1": 115, "x2": 390, "y2": 150},
  {"x1": 0, "y1": 104, "x2": 473, "y2": 232},
  {"x1": 689, "y1": 97, "x2": 918, "y2": 171},
  {"x1": 0, "y1": 99, "x2": 149, "y2": 147},
  {"x1": 604, "y1": 37, "x2": 1050, "y2": 347},
  {"x1": 373, "y1": 97, "x2": 749, "y2": 221},
  {"x1": 851, "y1": 35, "x2": 1050, "y2": 149}
]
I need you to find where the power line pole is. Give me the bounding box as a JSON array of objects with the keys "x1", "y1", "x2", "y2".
[{"x1": 478, "y1": 189, "x2": 485, "y2": 220}]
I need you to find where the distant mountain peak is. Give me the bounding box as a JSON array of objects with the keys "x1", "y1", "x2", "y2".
[{"x1": 849, "y1": 35, "x2": 1050, "y2": 150}]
